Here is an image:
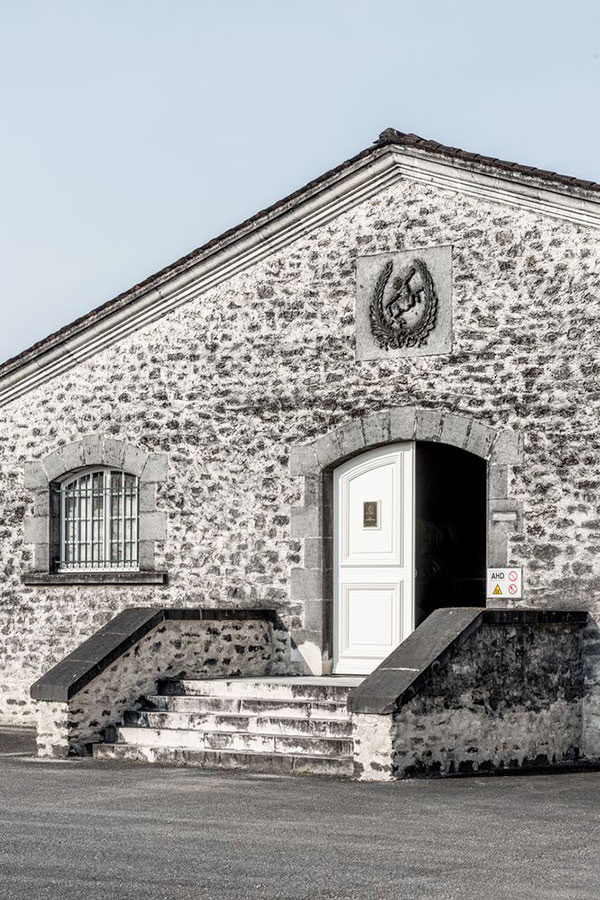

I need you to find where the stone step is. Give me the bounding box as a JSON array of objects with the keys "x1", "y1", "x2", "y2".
[
  {"x1": 124, "y1": 709, "x2": 353, "y2": 737},
  {"x1": 157, "y1": 677, "x2": 359, "y2": 702},
  {"x1": 145, "y1": 694, "x2": 350, "y2": 719},
  {"x1": 116, "y1": 725, "x2": 353, "y2": 757},
  {"x1": 93, "y1": 742, "x2": 354, "y2": 777}
]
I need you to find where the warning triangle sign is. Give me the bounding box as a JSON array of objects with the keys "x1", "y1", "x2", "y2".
[{"x1": 493, "y1": 584, "x2": 502, "y2": 595}]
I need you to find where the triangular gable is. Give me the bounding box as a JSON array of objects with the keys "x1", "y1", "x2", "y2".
[{"x1": 1, "y1": 128, "x2": 600, "y2": 407}]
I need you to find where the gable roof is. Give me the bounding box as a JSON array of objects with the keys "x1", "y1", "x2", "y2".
[{"x1": 2, "y1": 128, "x2": 600, "y2": 407}]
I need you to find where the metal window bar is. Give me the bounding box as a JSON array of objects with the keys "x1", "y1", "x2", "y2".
[{"x1": 58, "y1": 469, "x2": 139, "y2": 570}]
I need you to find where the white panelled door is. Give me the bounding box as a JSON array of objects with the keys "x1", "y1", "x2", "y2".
[{"x1": 333, "y1": 443, "x2": 415, "y2": 675}]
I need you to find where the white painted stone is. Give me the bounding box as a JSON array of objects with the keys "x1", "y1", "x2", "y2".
[{"x1": 352, "y1": 713, "x2": 395, "y2": 781}]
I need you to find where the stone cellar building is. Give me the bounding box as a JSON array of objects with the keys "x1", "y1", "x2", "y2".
[{"x1": 1, "y1": 129, "x2": 600, "y2": 778}]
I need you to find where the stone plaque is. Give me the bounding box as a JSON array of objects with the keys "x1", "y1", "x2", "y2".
[{"x1": 355, "y1": 245, "x2": 452, "y2": 361}]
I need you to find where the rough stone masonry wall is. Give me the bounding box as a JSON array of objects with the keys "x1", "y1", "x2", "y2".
[
  {"x1": 36, "y1": 616, "x2": 284, "y2": 757},
  {"x1": 1, "y1": 172, "x2": 600, "y2": 723},
  {"x1": 391, "y1": 621, "x2": 586, "y2": 778}
]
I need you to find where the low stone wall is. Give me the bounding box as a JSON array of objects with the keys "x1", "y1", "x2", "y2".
[
  {"x1": 33, "y1": 610, "x2": 287, "y2": 757},
  {"x1": 350, "y1": 608, "x2": 595, "y2": 781},
  {"x1": 393, "y1": 620, "x2": 584, "y2": 777}
]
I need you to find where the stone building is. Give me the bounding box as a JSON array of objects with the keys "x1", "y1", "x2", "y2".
[{"x1": 1, "y1": 129, "x2": 600, "y2": 778}]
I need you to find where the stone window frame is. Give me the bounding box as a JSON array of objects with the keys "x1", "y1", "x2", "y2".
[
  {"x1": 23, "y1": 436, "x2": 168, "y2": 585},
  {"x1": 288, "y1": 406, "x2": 523, "y2": 674}
]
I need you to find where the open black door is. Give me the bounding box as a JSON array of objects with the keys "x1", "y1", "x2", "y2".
[{"x1": 415, "y1": 441, "x2": 486, "y2": 626}]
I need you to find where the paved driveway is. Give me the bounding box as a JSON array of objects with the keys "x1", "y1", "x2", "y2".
[{"x1": 0, "y1": 728, "x2": 598, "y2": 900}]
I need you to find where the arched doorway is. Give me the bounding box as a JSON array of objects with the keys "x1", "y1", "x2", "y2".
[
  {"x1": 289, "y1": 407, "x2": 522, "y2": 676},
  {"x1": 332, "y1": 441, "x2": 486, "y2": 674}
]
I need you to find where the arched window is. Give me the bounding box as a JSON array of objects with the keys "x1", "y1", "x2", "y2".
[{"x1": 59, "y1": 468, "x2": 139, "y2": 571}]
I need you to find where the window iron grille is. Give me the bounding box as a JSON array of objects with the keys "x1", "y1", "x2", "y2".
[{"x1": 58, "y1": 469, "x2": 139, "y2": 571}]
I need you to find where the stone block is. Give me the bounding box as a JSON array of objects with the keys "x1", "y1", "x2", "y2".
[
  {"x1": 488, "y1": 525, "x2": 509, "y2": 567},
  {"x1": 362, "y1": 411, "x2": 391, "y2": 447},
  {"x1": 141, "y1": 454, "x2": 168, "y2": 483},
  {"x1": 289, "y1": 633, "x2": 323, "y2": 675},
  {"x1": 33, "y1": 543, "x2": 50, "y2": 572},
  {"x1": 23, "y1": 461, "x2": 48, "y2": 490},
  {"x1": 24, "y1": 516, "x2": 48, "y2": 544},
  {"x1": 312, "y1": 433, "x2": 343, "y2": 470},
  {"x1": 58, "y1": 441, "x2": 85, "y2": 474},
  {"x1": 389, "y1": 406, "x2": 416, "y2": 442},
  {"x1": 138, "y1": 483, "x2": 157, "y2": 513},
  {"x1": 290, "y1": 506, "x2": 321, "y2": 539},
  {"x1": 291, "y1": 568, "x2": 321, "y2": 601},
  {"x1": 123, "y1": 444, "x2": 149, "y2": 478},
  {"x1": 138, "y1": 511, "x2": 167, "y2": 542},
  {"x1": 289, "y1": 445, "x2": 319, "y2": 476},
  {"x1": 103, "y1": 439, "x2": 126, "y2": 469},
  {"x1": 466, "y1": 422, "x2": 496, "y2": 459},
  {"x1": 352, "y1": 713, "x2": 395, "y2": 781},
  {"x1": 138, "y1": 541, "x2": 155, "y2": 571},
  {"x1": 82, "y1": 433, "x2": 105, "y2": 466},
  {"x1": 304, "y1": 537, "x2": 329, "y2": 569},
  {"x1": 302, "y1": 475, "x2": 322, "y2": 507},
  {"x1": 33, "y1": 489, "x2": 50, "y2": 516},
  {"x1": 490, "y1": 430, "x2": 522, "y2": 465},
  {"x1": 489, "y1": 499, "x2": 522, "y2": 529},
  {"x1": 42, "y1": 449, "x2": 67, "y2": 482},
  {"x1": 335, "y1": 420, "x2": 366, "y2": 459},
  {"x1": 303, "y1": 599, "x2": 325, "y2": 632},
  {"x1": 488, "y1": 465, "x2": 508, "y2": 500},
  {"x1": 440, "y1": 413, "x2": 470, "y2": 449},
  {"x1": 415, "y1": 408, "x2": 442, "y2": 442}
]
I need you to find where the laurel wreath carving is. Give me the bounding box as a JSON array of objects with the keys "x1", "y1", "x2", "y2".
[{"x1": 369, "y1": 258, "x2": 438, "y2": 350}]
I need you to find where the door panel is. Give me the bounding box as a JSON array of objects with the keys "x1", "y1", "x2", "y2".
[{"x1": 333, "y1": 443, "x2": 414, "y2": 675}]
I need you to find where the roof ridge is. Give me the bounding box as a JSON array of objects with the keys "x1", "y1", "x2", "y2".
[{"x1": 375, "y1": 127, "x2": 600, "y2": 191}]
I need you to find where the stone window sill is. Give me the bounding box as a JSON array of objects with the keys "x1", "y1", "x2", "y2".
[{"x1": 22, "y1": 571, "x2": 168, "y2": 586}]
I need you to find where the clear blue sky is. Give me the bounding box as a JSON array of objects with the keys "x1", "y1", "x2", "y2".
[{"x1": 1, "y1": 0, "x2": 599, "y2": 363}]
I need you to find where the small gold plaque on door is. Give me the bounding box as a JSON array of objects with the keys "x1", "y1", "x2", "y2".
[{"x1": 363, "y1": 501, "x2": 379, "y2": 529}]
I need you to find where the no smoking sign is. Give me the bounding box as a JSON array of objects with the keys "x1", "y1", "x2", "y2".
[{"x1": 486, "y1": 567, "x2": 522, "y2": 599}]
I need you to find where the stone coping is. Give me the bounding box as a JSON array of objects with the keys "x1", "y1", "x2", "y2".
[
  {"x1": 30, "y1": 607, "x2": 279, "y2": 703},
  {"x1": 347, "y1": 607, "x2": 590, "y2": 716},
  {"x1": 22, "y1": 571, "x2": 168, "y2": 586}
]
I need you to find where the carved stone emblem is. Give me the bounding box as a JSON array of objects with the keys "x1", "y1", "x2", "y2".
[
  {"x1": 355, "y1": 246, "x2": 452, "y2": 361},
  {"x1": 369, "y1": 258, "x2": 438, "y2": 350}
]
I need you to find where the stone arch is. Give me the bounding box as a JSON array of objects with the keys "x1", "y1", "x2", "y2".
[
  {"x1": 288, "y1": 406, "x2": 523, "y2": 675},
  {"x1": 23, "y1": 435, "x2": 168, "y2": 576}
]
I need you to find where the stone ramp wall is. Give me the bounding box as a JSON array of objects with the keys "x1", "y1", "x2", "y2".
[
  {"x1": 350, "y1": 608, "x2": 596, "y2": 780},
  {"x1": 32, "y1": 609, "x2": 288, "y2": 757},
  {"x1": 392, "y1": 618, "x2": 584, "y2": 777}
]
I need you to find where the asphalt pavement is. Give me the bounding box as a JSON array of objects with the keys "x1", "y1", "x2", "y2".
[{"x1": 0, "y1": 727, "x2": 598, "y2": 900}]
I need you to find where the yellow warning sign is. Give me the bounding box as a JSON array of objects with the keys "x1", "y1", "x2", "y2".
[{"x1": 493, "y1": 584, "x2": 502, "y2": 595}]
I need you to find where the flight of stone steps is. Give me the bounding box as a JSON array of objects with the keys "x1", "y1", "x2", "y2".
[{"x1": 93, "y1": 676, "x2": 363, "y2": 776}]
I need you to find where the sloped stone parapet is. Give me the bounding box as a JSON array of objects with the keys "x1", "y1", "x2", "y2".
[
  {"x1": 31, "y1": 607, "x2": 287, "y2": 757},
  {"x1": 348, "y1": 607, "x2": 595, "y2": 780}
]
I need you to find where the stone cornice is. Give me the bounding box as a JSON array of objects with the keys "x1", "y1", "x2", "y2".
[{"x1": 1, "y1": 142, "x2": 600, "y2": 408}]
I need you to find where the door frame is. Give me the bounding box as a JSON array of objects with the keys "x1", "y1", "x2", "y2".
[{"x1": 289, "y1": 408, "x2": 522, "y2": 676}]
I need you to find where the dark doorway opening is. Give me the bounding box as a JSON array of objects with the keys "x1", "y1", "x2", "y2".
[{"x1": 415, "y1": 441, "x2": 486, "y2": 626}]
